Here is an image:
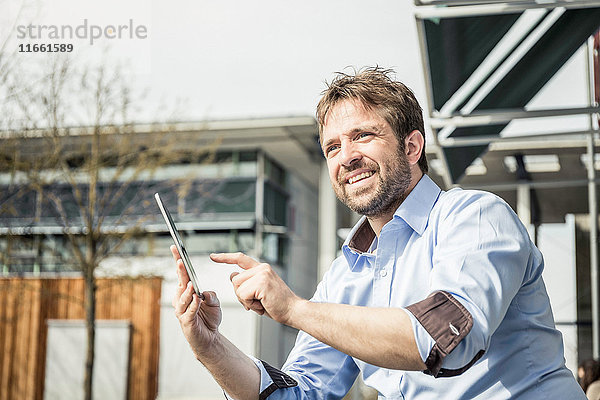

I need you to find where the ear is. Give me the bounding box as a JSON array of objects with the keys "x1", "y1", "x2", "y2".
[{"x1": 404, "y1": 130, "x2": 424, "y2": 166}]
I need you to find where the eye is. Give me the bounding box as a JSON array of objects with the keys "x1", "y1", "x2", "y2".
[
  {"x1": 355, "y1": 132, "x2": 373, "y2": 140},
  {"x1": 325, "y1": 144, "x2": 340, "y2": 156}
]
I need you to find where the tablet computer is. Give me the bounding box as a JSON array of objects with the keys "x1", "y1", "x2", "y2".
[{"x1": 154, "y1": 193, "x2": 204, "y2": 300}]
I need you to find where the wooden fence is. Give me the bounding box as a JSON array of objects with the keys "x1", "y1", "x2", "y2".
[{"x1": 0, "y1": 276, "x2": 162, "y2": 400}]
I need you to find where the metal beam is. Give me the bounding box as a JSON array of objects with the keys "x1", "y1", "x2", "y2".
[
  {"x1": 0, "y1": 219, "x2": 258, "y2": 235},
  {"x1": 430, "y1": 106, "x2": 600, "y2": 129},
  {"x1": 415, "y1": 0, "x2": 527, "y2": 5},
  {"x1": 586, "y1": 38, "x2": 600, "y2": 359},
  {"x1": 414, "y1": 1, "x2": 600, "y2": 19},
  {"x1": 415, "y1": 16, "x2": 455, "y2": 187},
  {"x1": 439, "y1": 128, "x2": 600, "y2": 147},
  {"x1": 587, "y1": 129, "x2": 599, "y2": 359},
  {"x1": 460, "y1": 177, "x2": 600, "y2": 191}
]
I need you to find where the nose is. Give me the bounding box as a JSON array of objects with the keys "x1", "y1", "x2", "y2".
[{"x1": 339, "y1": 142, "x2": 362, "y2": 167}]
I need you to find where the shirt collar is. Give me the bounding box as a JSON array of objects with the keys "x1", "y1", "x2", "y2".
[
  {"x1": 342, "y1": 217, "x2": 375, "y2": 269},
  {"x1": 393, "y1": 174, "x2": 441, "y2": 236},
  {"x1": 343, "y1": 174, "x2": 441, "y2": 254},
  {"x1": 345, "y1": 217, "x2": 375, "y2": 253}
]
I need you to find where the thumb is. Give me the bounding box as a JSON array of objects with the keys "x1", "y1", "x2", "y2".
[{"x1": 201, "y1": 291, "x2": 220, "y2": 307}]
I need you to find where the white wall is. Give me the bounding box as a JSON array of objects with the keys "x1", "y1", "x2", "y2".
[
  {"x1": 44, "y1": 320, "x2": 130, "y2": 400},
  {"x1": 101, "y1": 253, "x2": 259, "y2": 399},
  {"x1": 158, "y1": 255, "x2": 258, "y2": 399},
  {"x1": 538, "y1": 215, "x2": 579, "y2": 374},
  {"x1": 158, "y1": 257, "x2": 257, "y2": 400}
]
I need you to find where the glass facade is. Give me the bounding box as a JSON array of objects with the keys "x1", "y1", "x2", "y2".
[
  {"x1": 0, "y1": 150, "x2": 290, "y2": 274},
  {"x1": 0, "y1": 234, "x2": 79, "y2": 274}
]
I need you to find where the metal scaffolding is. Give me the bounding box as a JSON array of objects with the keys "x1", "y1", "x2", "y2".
[{"x1": 414, "y1": 0, "x2": 600, "y2": 359}]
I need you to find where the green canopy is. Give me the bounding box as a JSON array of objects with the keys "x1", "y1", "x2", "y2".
[{"x1": 419, "y1": 5, "x2": 600, "y2": 182}]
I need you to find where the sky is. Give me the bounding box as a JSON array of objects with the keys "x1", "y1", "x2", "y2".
[
  {"x1": 3, "y1": 0, "x2": 591, "y2": 134},
  {"x1": 3, "y1": 0, "x2": 426, "y2": 124}
]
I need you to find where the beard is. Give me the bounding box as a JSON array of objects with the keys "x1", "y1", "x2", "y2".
[{"x1": 333, "y1": 151, "x2": 412, "y2": 217}]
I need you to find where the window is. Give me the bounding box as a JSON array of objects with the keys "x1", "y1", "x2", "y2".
[
  {"x1": 264, "y1": 182, "x2": 288, "y2": 226},
  {"x1": 186, "y1": 179, "x2": 256, "y2": 215},
  {"x1": 0, "y1": 235, "x2": 78, "y2": 274},
  {"x1": 264, "y1": 157, "x2": 286, "y2": 187},
  {"x1": 262, "y1": 233, "x2": 287, "y2": 266}
]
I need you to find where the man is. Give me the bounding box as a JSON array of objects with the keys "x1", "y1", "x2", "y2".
[{"x1": 171, "y1": 67, "x2": 585, "y2": 399}]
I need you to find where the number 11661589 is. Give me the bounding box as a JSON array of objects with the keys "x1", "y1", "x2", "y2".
[{"x1": 19, "y1": 43, "x2": 73, "y2": 53}]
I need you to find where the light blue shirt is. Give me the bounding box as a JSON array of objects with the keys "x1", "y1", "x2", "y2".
[{"x1": 246, "y1": 174, "x2": 585, "y2": 399}]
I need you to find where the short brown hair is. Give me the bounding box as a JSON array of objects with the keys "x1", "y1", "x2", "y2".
[{"x1": 316, "y1": 66, "x2": 428, "y2": 173}]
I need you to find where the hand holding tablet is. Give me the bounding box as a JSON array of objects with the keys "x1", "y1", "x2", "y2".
[{"x1": 155, "y1": 193, "x2": 204, "y2": 300}]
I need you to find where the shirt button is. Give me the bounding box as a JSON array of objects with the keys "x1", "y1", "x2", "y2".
[{"x1": 380, "y1": 270, "x2": 387, "y2": 277}]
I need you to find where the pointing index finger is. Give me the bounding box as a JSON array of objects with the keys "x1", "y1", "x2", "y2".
[{"x1": 210, "y1": 252, "x2": 259, "y2": 270}]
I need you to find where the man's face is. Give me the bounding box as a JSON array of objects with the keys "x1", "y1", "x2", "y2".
[{"x1": 321, "y1": 99, "x2": 411, "y2": 217}]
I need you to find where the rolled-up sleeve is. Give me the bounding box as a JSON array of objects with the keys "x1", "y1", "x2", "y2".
[
  {"x1": 224, "y1": 357, "x2": 298, "y2": 400},
  {"x1": 227, "y1": 271, "x2": 360, "y2": 399},
  {"x1": 406, "y1": 192, "x2": 532, "y2": 377}
]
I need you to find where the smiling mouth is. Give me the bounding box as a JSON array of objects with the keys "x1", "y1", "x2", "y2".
[{"x1": 347, "y1": 171, "x2": 375, "y2": 185}]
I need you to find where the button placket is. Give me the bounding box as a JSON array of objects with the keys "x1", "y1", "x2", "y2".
[
  {"x1": 378, "y1": 221, "x2": 413, "y2": 307},
  {"x1": 373, "y1": 233, "x2": 393, "y2": 307}
]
